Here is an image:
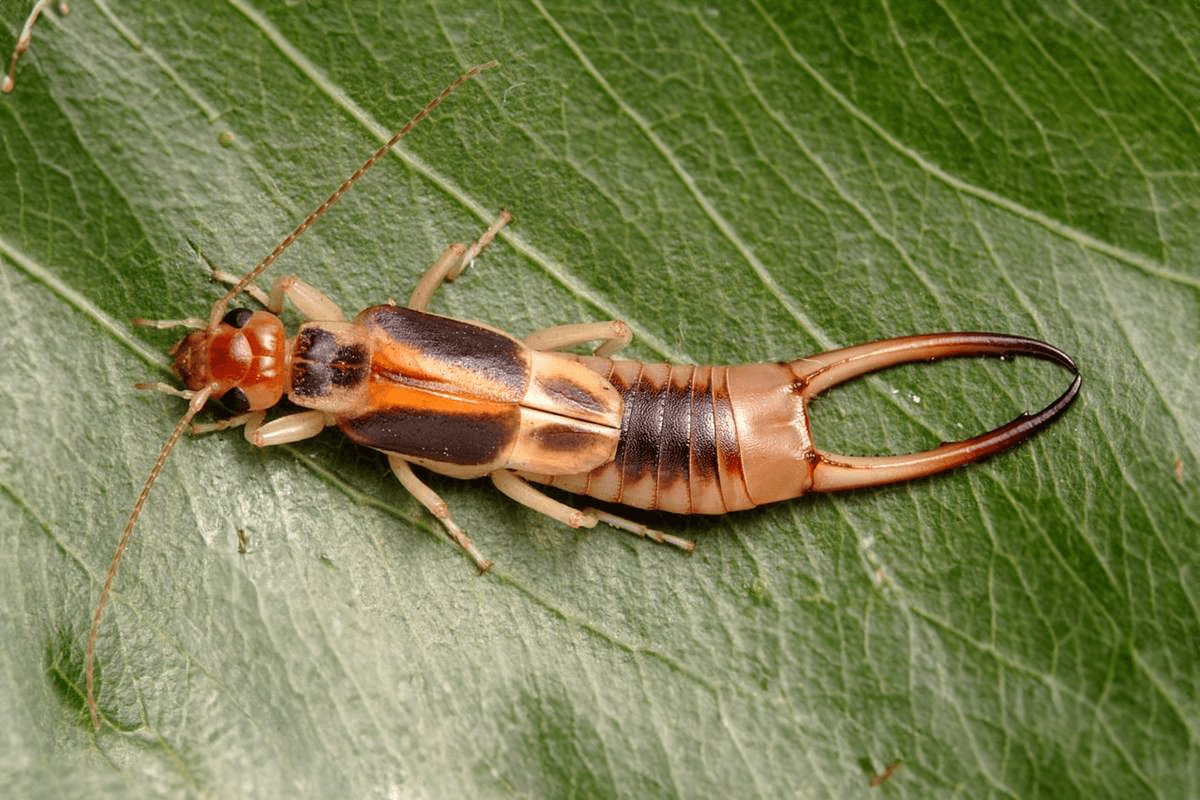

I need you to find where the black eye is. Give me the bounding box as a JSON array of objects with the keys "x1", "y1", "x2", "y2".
[
  {"x1": 222, "y1": 308, "x2": 255, "y2": 328},
  {"x1": 217, "y1": 387, "x2": 251, "y2": 413}
]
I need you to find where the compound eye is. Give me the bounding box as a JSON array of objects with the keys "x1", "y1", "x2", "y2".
[
  {"x1": 221, "y1": 308, "x2": 256, "y2": 329},
  {"x1": 217, "y1": 387, "x2": 251, "y2": 414}
]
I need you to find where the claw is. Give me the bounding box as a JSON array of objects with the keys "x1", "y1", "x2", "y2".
[{"x1": 792, "y1": 333, "x2": 1081, "y2": 493}]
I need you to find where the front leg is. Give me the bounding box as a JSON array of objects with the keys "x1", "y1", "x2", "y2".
[
  {"x1": 210, "y1": 270, "x2": 346, "y2": 321},
  {"x1": 191, "y1": 409, "x2": 331, "y2": 446}
]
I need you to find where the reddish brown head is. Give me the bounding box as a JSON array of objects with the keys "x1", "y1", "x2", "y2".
[{"x1": 170, "y1": 308, "x2": 288, "y2": 413}]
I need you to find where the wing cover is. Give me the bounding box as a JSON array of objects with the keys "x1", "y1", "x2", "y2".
[{"x1": 338, "y1": 306, "x2": 620, "y2": 473}]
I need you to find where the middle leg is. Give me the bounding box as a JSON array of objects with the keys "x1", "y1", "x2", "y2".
[
  {"x1": 389, "y1": 455, "x2": 493, "y2": 572},
  {"x1": 407, "y1": 211, "x2": 513, "y2": 311}
]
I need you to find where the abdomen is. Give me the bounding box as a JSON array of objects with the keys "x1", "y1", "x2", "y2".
[{"x1": 521, "y1": 357, "x2": 815, "y2": 514}]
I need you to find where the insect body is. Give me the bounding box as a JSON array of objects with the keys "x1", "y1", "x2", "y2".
[
  {"x1": 84, "y1": 64, "x2": 1081, "y2": 729},
  {"x1": 169, "y1": 243, "x2": 1080, "y2": 566}
]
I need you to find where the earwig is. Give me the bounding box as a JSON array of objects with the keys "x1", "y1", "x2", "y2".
[{"x1": 83, "y1": 63, "x2": 1081, "y2": 730}]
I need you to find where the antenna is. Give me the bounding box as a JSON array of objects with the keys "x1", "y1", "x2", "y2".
[
  {"x1": 85, "y1": 386, "x2": 211, "y2": 728},
  {"x1": 84, "y1": 63, "x2": 498, "y2": 729},
  {"x1": 207, "y1": 61, "x2": 499, "y2": 329}
]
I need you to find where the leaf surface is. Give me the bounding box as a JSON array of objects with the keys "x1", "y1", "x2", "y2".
[{"x1": 1, "y1": 1, "x2": 1197, "y2": 798}]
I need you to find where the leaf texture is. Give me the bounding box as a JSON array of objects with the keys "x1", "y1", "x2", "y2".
[{"x1": 1, "y1": 1, "x2": 1197, "y2": 798}]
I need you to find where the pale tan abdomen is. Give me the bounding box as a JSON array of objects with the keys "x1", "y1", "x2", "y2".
[{"x1": 523, "y1": 358, "x2": 819, "y2": 514}]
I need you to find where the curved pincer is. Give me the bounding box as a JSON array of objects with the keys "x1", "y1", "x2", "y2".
[{"x1": 789, "y1": 332, "x2": 1081, "y2": 493}]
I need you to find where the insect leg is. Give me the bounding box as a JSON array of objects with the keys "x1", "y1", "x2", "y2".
[
  {"x1": 523, "y1": 320, "x2": 632, "y2": 357},
  {"x1": 246, "y1": 410, "x2": 330, "y2": 446},
  {"x1": 132, "y1": 317, "x2": 206, "y2": 330},
  {"x1": 190, "y1": 411, "x2": 262, "y2": 435},
  {"x1": 135, "y1": 381, "x2": 200, "y2": 398},
  {"x1": 265, "y1": 276, "x2": 345, "y2": 320},
  {"x1": 406, "y1": 244, "x2": 466, "y2": 311},
  {"x1": 490, "y1": 470, "x2": 599, "y2": 529},
  {"x1": 581, "y1": 508, "x2": 695, "y2": 552},
  {"x1": 387, "y1": 455, "x2": 493, "y2": 572},
  {"x1": 210, "y1": 270, "x2": 347, "y2": 321},
  {"x1": 209, "y1": 268, "x2": 273, "y2": 307},
  {"x1": 191, "y1": 410, "x2": 330, "y2": 447},
  {"x1": 407, "y1": 211, "x2": 513, "y2": 311}
]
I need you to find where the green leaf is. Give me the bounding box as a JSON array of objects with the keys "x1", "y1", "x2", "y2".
[{"x1": 2, "y1": 1, "x2": 1197, "y2": 797}]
